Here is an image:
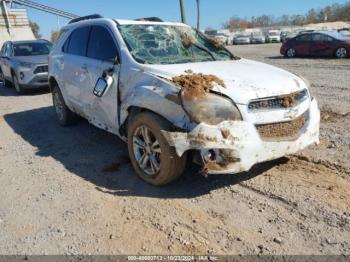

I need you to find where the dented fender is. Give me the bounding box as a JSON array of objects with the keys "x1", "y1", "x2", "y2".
[{"x1": 120, "y1": 83, "x2": 193, "y2": 131}]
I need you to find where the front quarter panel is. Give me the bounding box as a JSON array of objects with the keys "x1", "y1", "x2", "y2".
[{"x1": 119, "y1": 69, "x2": 194, "y2": 131}]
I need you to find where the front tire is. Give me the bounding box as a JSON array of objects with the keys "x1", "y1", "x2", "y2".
[
  {"x1": 127, "y1": 112, "x2": 187, "y2": 186},
  {"x1": 52, "y1": 85, "x2": 78, "y2": 126},
  {"x1": 335, "y1": 47, "x2": 348, "y2": 59},
  {"x1": 285, "y1": 48, "x2": 296, "y2": 58},
  {"x1": 12, "y1": 73, "x2": 24, "y2": 94}
]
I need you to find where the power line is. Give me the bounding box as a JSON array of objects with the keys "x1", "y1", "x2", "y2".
[{"x1": 7, "y1": 0, "x2": 79, "y2": 19}]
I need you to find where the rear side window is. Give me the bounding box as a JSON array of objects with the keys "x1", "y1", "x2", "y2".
[
  {"x1": 296, "y1": 34, "x2": 311, "y2": 41},
  {"x1": 87, "y1": 26, "x2": 118, "y2": 61},
  {"x1": 66, "y1": 26, "x2": 90, "y2": 56}
]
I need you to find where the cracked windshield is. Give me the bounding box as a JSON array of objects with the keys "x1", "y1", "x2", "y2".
[{"x1": 118, "y1": 24, "x2": 233, "y2": 64}]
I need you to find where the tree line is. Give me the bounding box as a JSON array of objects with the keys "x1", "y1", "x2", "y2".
[{"x1": 222, "y1": 2, "x2": 350, "y2": 30}]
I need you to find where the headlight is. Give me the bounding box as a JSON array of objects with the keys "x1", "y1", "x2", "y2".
[
  {"x1": 19, "y1": 61, "x2": 35, "y2": 68},
  {"x1": 296, "y1": 74, "x2": 312, "y2": 98},
  {"x1": 181, "y1": 92, "x2": 242, "y2": 125}
]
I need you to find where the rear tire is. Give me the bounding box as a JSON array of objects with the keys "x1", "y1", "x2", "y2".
[
  {"x1": 127, "y1": 112, "x2": 187, "y2": 186},
  {"x1": 52, "y1": 85, "x2": 79, "y2": 126},
  {"x1": 335, "y1": 47, "x2": 348, "y2": 59}
]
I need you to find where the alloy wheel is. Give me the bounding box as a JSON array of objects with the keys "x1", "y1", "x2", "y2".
[
  {"x1": 287, "y1": 48, "x2": 296, "y2": 58},
  {"x1": 336, "y1": 48, "x2": 347, "y2": 58},
  {"x1": 132, "y1": 125, "x2": 161, "y2": 176}
]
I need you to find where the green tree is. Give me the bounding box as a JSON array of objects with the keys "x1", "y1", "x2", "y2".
[
  {"x1": 29, "y1": 21, "x2": 41, "y2": 39},
  {"x1": 50, "y1": 30, "x2": 60, "y2": 43}
]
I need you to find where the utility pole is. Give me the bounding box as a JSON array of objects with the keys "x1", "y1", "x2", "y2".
[
  {"x1": 179, "y1": 0, "x2": 186, "y2": 24},
  {"x1": 196, "y1": 0, "x2": 200, "y2": 30}
]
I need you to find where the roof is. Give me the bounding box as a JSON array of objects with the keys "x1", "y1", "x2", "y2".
[
  {"x1": 10, "y1": 39, "x2": 50, "y2": 44},
  {"x1": 115, "y1": 19, "x2": 189, "y2": 27},
  {"x1": 313, "y1": 30, "x2": 350, "y2": 40}
]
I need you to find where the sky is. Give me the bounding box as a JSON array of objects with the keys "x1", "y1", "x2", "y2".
[{"x1": 13, "y1": 0, "x2": 349, "y2": 40}]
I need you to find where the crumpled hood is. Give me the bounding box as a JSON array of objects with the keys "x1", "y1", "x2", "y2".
[
  {"x1": 14, "y1": 55, "x2": 48, "y2": 65},
  {"x1": 143, "y1": 58, "x2": 307, "y2": 104}
]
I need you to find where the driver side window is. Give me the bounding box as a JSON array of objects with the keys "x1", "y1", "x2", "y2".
[{"x1": 87, "y1": 26, "x2": 119, "y2": 62}]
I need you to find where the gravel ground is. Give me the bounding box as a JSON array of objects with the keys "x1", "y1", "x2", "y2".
[{"x1": 0, "y1": 43, "x2": 349, "y2": 255}]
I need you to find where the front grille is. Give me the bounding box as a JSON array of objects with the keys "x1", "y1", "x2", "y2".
[
  {"x1": 34, "y1": 65, "x2": 48, "y2": 74},
  {"x1": 248, "y1": 89, "x2": 308, "y2": 111},
  {"x1": 256, "y1": 111, "x2": 308, "y2": 140}
]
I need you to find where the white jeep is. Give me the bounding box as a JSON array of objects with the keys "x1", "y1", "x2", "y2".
[{"x1": 49, "y1": 15, "x2": 320, "y2": 186}]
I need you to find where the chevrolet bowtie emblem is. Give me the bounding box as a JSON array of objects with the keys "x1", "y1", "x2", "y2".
[{"x1": 285, "y1": 108, "x2": 299, "y2": 119}]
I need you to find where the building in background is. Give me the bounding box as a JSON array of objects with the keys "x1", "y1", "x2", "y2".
[{"x1": 0, "y1": 1, "x2": 35, "y2": 47}]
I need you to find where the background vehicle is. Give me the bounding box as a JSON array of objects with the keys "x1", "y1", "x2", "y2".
[
  {"x1": 212, "y1": 33, "x2": 228, "y2": 45},
  {"x1": 281, "y1": 31, "x2": 350, "y2": 58},
  {"x1": 49, "y1": 15, "x2": 319, "y2": 186},
  {"x1": 250, "y1": 33, "x2": 266, "y2": 44},
  {"x1": 0, "y1": 40, "x2": 52, "y2": 94},
  {"x1": 266, "y1": 30, "x2": 281, "y2": 43},
  {"x1": 234, "y1": 34, "x2": 251, "y2": 45}
]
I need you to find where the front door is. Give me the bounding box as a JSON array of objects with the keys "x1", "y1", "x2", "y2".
[{"x1": 79, "y1": 25, "x2": 120, "y2": 133}]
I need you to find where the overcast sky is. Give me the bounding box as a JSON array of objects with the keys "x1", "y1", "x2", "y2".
[{"x1": 14, "y1": 0, "x2": 350, "y2": 39}]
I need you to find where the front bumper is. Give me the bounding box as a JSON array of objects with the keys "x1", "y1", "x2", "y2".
[
  {"x1": 163, "y1": 99, "x2": 320, "y2": 174},
  {"x1": 16, "y1": 66, "x2": 48, "y2": 88}
]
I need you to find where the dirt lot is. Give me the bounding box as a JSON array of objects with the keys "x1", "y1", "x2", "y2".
[{"x1": 0, "y1": 43, "x2": 349, "y2": 255}]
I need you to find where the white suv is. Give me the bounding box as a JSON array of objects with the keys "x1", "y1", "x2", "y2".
[{"x1": 49, "y1": 15, "x2": 320, "y2": 186}]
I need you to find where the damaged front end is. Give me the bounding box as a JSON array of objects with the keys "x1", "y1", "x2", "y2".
[{"x1": 159, "y1": 72, "x2": 320, "y2": 175}]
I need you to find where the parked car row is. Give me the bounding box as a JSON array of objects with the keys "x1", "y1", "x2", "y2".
[{"x1": 0, "y1": 15, "x2": 321, "y2": 186}]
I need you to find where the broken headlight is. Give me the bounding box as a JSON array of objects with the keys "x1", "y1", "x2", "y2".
[{"x1": 181, "y1": 92, "x2": 242, "y2": 125}]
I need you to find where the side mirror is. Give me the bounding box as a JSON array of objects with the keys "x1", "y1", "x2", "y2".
[{"x1": 93, "y1": 75, "x2": 113, "y2": 97}]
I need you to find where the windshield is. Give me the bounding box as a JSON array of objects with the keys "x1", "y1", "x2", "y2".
[
  {"x1": 13, "y1": 42, "x2": 52, "y2": 57},
  {"x1": 118, "y1": 24, "x2": 233, "y2": 65},
  {"x1": 269, "y1": 32, "x2": 279, "y2": 36}
]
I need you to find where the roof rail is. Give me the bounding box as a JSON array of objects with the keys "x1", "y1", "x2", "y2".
[
  {"x1": 69, "y1": 14, "x2": 103, "y2": 24},
  {"x1": 135, "y1": 17, "x2": 163, "y2": 22}
]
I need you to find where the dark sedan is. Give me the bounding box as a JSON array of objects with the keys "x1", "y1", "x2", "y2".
[{"x1": 280, "y1": 31, "x2": 350, "y2": 59}]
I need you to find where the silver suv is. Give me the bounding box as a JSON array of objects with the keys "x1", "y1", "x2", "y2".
[
  {"x1": 0, "y1": 40, "x2": 52, "y2": 94},
  {"x1": 49, "y1": 15, "x2": 319, "y2": 186}
]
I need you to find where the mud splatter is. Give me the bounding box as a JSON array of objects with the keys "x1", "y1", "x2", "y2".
[
  {"x1": 172, "y1": 71, "x2": 226, "y2": 98},
  {"x1": 256, "y1": 112, "x2": 307, "y2": 139},
  {"x1": 221, "y1": 128, "x2": 230, "y2": 139},
  {"x1": 180, "y1": 33, "x2": 197, "y2": 48},
  {"x1": 281, "y1": 95, "x2": 296, "y2": 108},
  {"x1": 208, "y1": 38, "x2": 225, "y2": 49}
]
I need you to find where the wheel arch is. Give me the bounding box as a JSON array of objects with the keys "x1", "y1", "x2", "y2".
[{"x1": 49, "y1": 76, "x2": 59, "y2": 93}]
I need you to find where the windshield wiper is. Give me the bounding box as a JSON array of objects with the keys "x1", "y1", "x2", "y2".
[{"x1": 191, "y1": 43, "x2": 216, "y2": 61}]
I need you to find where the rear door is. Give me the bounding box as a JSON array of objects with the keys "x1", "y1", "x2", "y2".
[
  {"x1": 80, "y1": 25, "x2": 120, "y2": 132},
  {"x1": 310, "y1": 33, "x2": 334, "y2": 57},
  {"x1": 294, "y1": 34, "x2": 312, "y2": 56},
  {"x1": 61, "y1": 26, "x2": 91, "y2": 115}
]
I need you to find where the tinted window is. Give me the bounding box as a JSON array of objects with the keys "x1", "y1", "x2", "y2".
[
  {"x1": 296, "y1": 34, "x2": 311, "y2": 41},
  {"x1": 13, "y1": 42, "x2": 52, "y2": 56},
  {"x1": 67, "y1": 26, "x2": 90, "y2": 56},
  {"x1": 87, "y1": 26, "x2": 118, "y2": 61},
  {"x1": 312, "y1": 34, "x2": 333, "y2": 42}
]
